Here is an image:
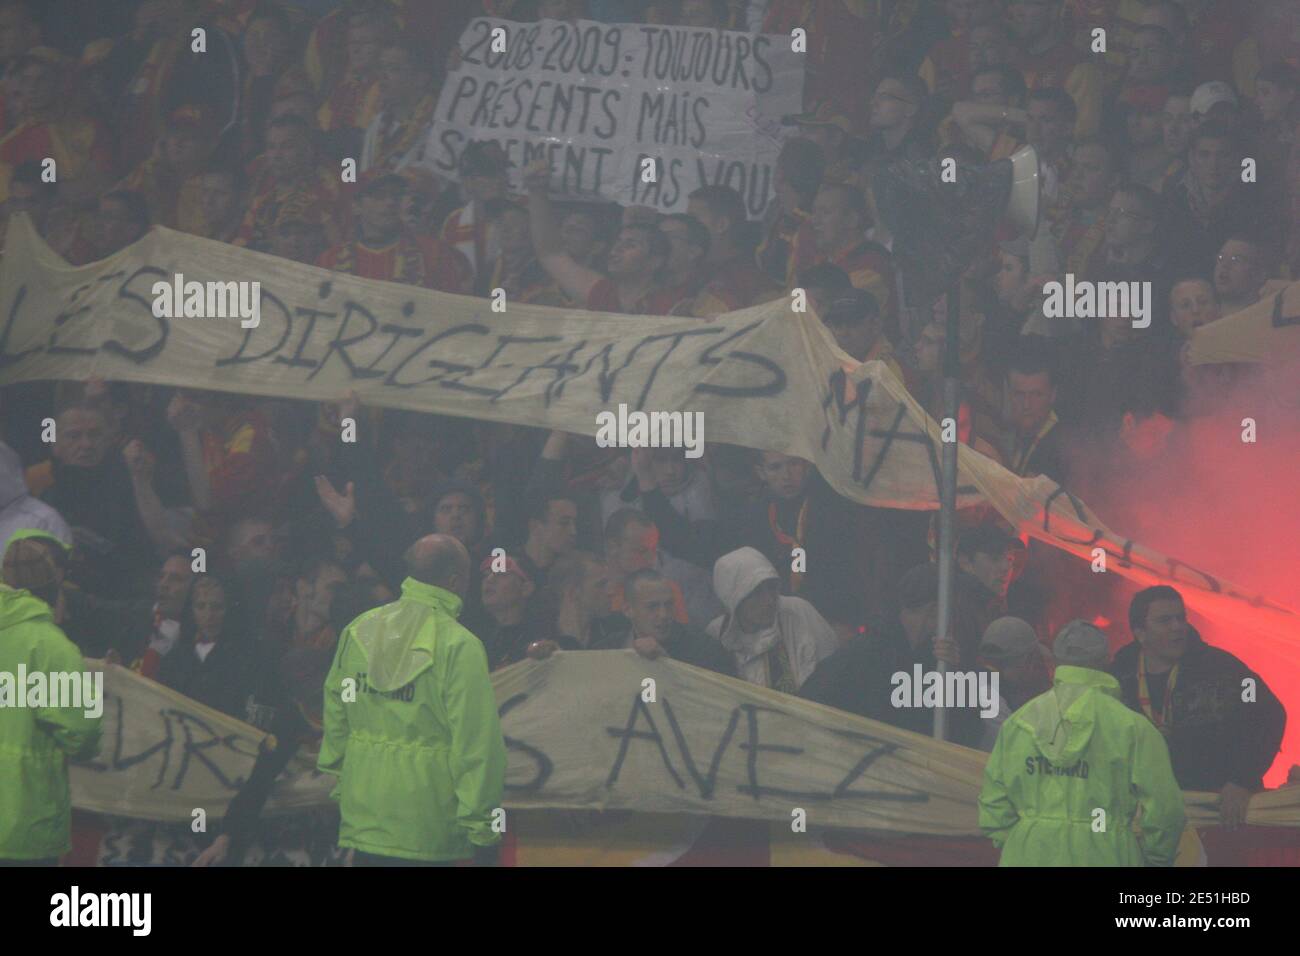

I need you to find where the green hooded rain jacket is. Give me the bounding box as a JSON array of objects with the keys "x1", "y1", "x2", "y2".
[
  {"x1": 0, "y1": 584, "x2": 102, "y2": 859},
  {"x1": 978, "y1": 665, "x2": 1185, "y2": 866},
  {"x1": 318, "y1": 578, "x2": 506, "y2": 862}
]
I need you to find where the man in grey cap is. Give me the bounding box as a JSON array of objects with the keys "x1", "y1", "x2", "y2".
[
  {"x1": 976, "y1": 616, "x2": 1052, "y2": 750},
  {"x1": 1053, "y1": 618, "x2": 1111, "y2": 669}
]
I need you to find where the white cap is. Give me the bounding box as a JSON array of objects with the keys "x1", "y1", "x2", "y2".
[{"x1": 1190, "y1": 80, "x2": 1238, "y2": 117}]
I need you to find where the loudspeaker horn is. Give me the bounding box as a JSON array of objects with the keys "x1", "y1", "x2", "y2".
[{"x1": 1006, "y1": 144, "x2": 1041, "y2": 240}]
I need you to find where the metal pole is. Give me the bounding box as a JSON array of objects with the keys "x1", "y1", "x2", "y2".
[{"x1": 932, "y1": 282, "x2": 961, "y2": 741}]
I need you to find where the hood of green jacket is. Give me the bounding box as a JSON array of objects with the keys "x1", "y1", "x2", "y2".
[
  {"x1": 1022, "y1": 665, "x2": 1122, "y2": 768},
  {"x1": 5, "y1": 527, "x2": 72, "y2": 553},
  {"x1": 350, "y1": 578, "x2": 464, "y2": 692},
  {"x1": 0, "y1": 584, "x2": 55, "y2": 629}
]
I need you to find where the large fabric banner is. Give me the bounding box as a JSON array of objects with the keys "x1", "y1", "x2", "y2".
[
  {"x1": 424, "y1": 17, "x2": 802, "y2": 217},
  {"x1": 69, "y1": 660, "x2": 332, "y2": 821},
  {"x1": 70, "y1": 652, "x2": 1300, "y2": 835},
  {"x1": 1188, "y1": 279, "x2": 1300, "y2": 369},
  {"x1": 2, "y1": 216, "x2": 1296, "y2": 659}
]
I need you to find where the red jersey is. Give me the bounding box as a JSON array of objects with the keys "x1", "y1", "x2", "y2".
[
  {"x1": 0, "y1": 116, "x2": 114, "y2": 203},
  {"x1": 1013, "y1": 37, "x2": 1102, "y2": 137},
  {"x1": 201, "y1": 409, "x2": 276, "y2": 519},
  {"x1": 318, "y1": 233, "x2": 473, "y2": 293},
  {"x1": 790, "y1": 226, "x2": 898, "y2": 325},
  {"x1": 709, "y1": 255, "x2": 781, "y2": 308},
  {"x1": 762, "y1": 0, "x2": 879, "y2": 128},
  {"x1": 440, "y1": 201, "x2": 502, "y2": 279},
  {"x1": 317, "y1": 73, "x2": 380, "y2": 134},
  {"x1": 585, "y1": 277, "x2": 678, "y2": 315},
  {"x1": 235, "y1": 162, "x2": 342, "y2": 249}
]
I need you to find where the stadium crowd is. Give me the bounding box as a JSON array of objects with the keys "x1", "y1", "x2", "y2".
[{"x1": 0, "y1": 0, "x2": 1296, "y2": 863}]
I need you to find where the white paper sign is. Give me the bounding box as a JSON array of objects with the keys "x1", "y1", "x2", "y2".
[{"x1": 424, "y1": 18, "x2": 804, "y2": 218}]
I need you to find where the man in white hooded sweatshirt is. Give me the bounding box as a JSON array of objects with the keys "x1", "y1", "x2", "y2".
[{"x1": 707, "y1": 547, "x2": 839, "y2": 692}]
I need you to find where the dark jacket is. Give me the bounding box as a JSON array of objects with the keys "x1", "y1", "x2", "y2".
[
  {"x1": 1006, "y1": 418, "x2": 1069, "y2": 484},
  {"x1": 477, "y1": 618, "x2": 549, "y2": 671},
  {"x1": 954, "y1": 570, "x2": 1004, "y2": 668},
  {"x1": 59, "y1": 587, "x2": 153, "y2": 660},
  {"x1": 1112, "y1": 630, "x2": 1286, "y2": 792},
  {"x1": 157, "y1": 636, "x2": 253, "y2": 720},
  {"x1": 799, "y1": 617, "x2": 982, "y2": 746},
  {"x1": 639, "y1": 486, "x2": 737, "y2": 572},
  {"x1": 734, "y1": 473, "x2": 926, "y2": 627},
  {"x1": 216, "y1": 639, "x2": 327, "y2": 863},
  {"x1": 553, "y1": 614, "x2": 626, "y2": 653},
  {"x1": 593, "y1": 616, "x2": 735, "y2": 677},
  {"x1": 1159, "y1": 178, "x2": 1283, "y2": 278},
  {"x1": 37, "y1": 457, "x2": 154, "y2": 597},
  {"x1": 1057, "y1": 336, "x2": 1179, "y2": 437}
]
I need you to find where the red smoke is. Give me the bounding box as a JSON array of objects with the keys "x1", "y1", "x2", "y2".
[{"x1": 1070, "y1": 371, "x2": 1300, "y2": 787}]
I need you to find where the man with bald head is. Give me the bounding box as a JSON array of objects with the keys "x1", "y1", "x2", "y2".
[
  {"x1": 319, "y1": 534, "x2": 505, "y2": 866},
  {"x1": 404, "y1": 533, "x2": 471, "y2": 591}
]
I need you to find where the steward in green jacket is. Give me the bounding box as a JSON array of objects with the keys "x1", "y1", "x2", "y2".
[
  {"x1": 0, "y1": 532, "x2": 102, "y2": 863},
  {"x1": 978, "y1": 662, "x2": 1185, "y2": 866},
  {"x1": 319, "y1": 534, "x2": 506, "y2": 864}
]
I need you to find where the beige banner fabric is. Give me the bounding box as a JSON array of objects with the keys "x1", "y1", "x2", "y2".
[
  {"x1": 492, "y1": 650, "x2": 988, "y2": 833},
  {"x1": 68, "y1": 660, "x2": 333, "y2": 821},
  {"x1": 0, "y1": 214, "x2": 979, "y2": 512},
  {"x1": 3, "y1": 215, "x2": 1295, "y2": 652},
  {"x1": 1188, "y1": 279, "x2": 1300, "y2": 367},
  {"x1": 70, "y1": 652, "x2": 1300, "y2": 832}
]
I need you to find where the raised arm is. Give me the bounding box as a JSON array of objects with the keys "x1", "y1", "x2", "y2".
[
  {"x1": 166, "y1": 393, "x2": 213, "y2": 513},
  {"x1": 524, "y1": 157, "x2": 603, "y2": 305},
  {"x1": 950, "y1": 102, "x2": 1027, "y2": 153},
  {"x1": 122, "y1": 440, "x2": 189, "y2": 555}
]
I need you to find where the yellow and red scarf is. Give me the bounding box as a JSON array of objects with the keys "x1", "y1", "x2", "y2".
[
  {"x1": 371, "y1": 94, "x2": 436, "y2": 170},
  {"x1": 768, "y1": 499, "x2": 809, "y2": 594},
  {"x1": 1136, "y1": 651, "x2": 1179, "y2": 735},
  {"x1": 331, "y1": 233, "x2": 429, "y2": 287}
]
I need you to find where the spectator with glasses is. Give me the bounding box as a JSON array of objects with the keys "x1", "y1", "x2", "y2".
[{"x1": 1212, "y1": 236, "x2": 1273, "y2": 318}]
